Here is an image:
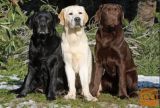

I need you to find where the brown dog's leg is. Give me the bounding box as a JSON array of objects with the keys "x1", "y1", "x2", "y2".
[
  {"x1": 101, "y1": 72, "x2": 119, "y2": 95},
  {"x1": 91, "y1": 62, "x2": 103, "y2": 97},
  {"x1": 126, "y1": 70, "x2": 138, "y2": 98},
  {"x1": 118, "y1": 63, "x2": 129, "y2": 99},
  {"x1": 97, "y1": 84, "x2": 102, "y2": 97}
]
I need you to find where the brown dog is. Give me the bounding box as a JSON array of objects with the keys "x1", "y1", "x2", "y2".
[{"x1": 90, "y1": 4, "x2": 138, "y2": 99}]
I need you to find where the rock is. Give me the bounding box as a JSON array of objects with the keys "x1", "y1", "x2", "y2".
[
  {"x1": 126, "y1": 104, "x2": 148, "y2": 108},
  {"x1": 16, "y1": 100, "x2": 37, "y2": 108},
  {"x1": 138, "y1": 75, "x2": 160, "y2": 88},
  {"x1": 8, "y1": 74, "x2": 20, "y2": 81},
  {"x1": 98, "y1": 102, "x2": 119, "y2": 108},
  {"x1": 0, "y1": 81, "x2": 20, "y2": 90},
  {"x1": 0, "y1": 105, "x2": 3, "y2": 108}
]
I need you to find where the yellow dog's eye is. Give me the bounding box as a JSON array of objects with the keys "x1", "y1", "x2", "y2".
[
  {"x1": 69, "y1": 13, "x2": 73, "y2": 15},
  {"x1": 79, "y1": 12, "x2": 82, "y2": 14}
]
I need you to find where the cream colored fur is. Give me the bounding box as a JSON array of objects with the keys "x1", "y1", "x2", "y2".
[{"x1": 59, "y1": 5, "x2": 97, "y2": 101}]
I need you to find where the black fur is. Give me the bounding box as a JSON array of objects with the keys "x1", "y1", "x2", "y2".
[{"x1": 11, "y1": 11, "x2": 68, "y2": 100}]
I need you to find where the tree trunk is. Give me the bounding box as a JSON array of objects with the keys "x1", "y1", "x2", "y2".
[{"x1": 137, "y1": 0, "x2": 157, "y2": 27}]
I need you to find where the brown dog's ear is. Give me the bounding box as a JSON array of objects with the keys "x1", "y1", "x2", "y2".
[
  {"x1": 83, "y1": 10, "x2": 89, "y2": 25},
  {"x1": 117, "y1": 5, "x2": 124, "y2": 23},
  {"x1": 58, "y1": 9, "x2": 65, "y2": 25},
  {"x1": 120, "y1": 11, "x2": 124, "y2": 24},
  {"x1": 94, "y1": 5, "x2": 103, "y2": 23}
]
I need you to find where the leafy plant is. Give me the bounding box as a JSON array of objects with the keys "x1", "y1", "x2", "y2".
[
  {"x1": 124, "y1": 17, "x2": 160, "y2": 75},
  {"x1": 0, "y1": 0, "x2": 29, "y2": 68}
]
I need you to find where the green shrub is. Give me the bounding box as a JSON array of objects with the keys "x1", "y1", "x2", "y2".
[
  {"x1": 0, "y1": 0, "x2": 29, "y2": 69},
  {"x1": 0, "y1": 1, "x2": 159, "y2": 76},
  {"x1": 124, "y1": 16, "x2": 160, "y2": 75}
]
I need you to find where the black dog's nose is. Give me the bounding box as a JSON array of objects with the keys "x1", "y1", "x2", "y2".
[
  {"x1": 41, "y1": 21, "x2": 46, "y2": 26},
  {"x1": 74, "y1": 17, "x2": 80, "y2": 22}
]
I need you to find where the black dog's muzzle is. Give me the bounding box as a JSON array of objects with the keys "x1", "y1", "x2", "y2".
[
  {"x1": 37, "y1": 19, "x2": 49, "y2": 35},
  {"x1": 38, "y1": 25, "x2": 49, "y2": 35}
]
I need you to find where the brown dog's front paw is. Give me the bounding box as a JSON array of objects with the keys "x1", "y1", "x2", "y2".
[
  {"x1": 129, "y1": 92, "x2": 138, "y2": 98},
  {"x1": 118, "y1": 94, "x2": 129, "y2": 99},
  {"x1": 90, "y1": 89, "x2": 98, "y2": 97}
]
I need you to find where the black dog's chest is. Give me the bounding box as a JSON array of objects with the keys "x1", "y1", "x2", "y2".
[
  {"x1": 37, "y1": 44, "x2": 48, "y2": 57},
  {"x1": 30, "y1": 38, "x2": 55, "y2": 63},
  {"x1": 29, "y1": 35, "x2": 61, "y2": 74},
  {"x1": 32, "y1": 44, "x2": 46, "y2": 62}
]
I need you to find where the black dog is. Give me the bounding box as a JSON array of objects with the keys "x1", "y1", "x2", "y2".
[{"x1": 12, "y1": 11, "x2": 68, "y2": 100}]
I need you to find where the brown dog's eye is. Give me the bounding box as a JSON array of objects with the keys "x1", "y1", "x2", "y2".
[
  {"x1": 79, "y1": 12, "x2": 82, "y2": 14},
  {"x1": 69, "y1": 13, "x2": 73, "y2": 15}
]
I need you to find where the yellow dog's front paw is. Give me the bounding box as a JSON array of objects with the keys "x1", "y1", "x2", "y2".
[
  {"x1": 86, "y1": 95, "x2": 98, "y2": 101},
  {"x1": 64, "y1": 93, "x2": 76, "y2": 100}
]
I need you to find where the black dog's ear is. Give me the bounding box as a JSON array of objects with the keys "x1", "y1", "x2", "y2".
[
  {"x1": 25, "y1": 13, "x2": 36, "y2": 29},
  {"x1": 95, "y1": 5, "x2": 103, "y2": 23},
  {"x1": 50, "y1": 12, "x2": 60, "y2": 25}
]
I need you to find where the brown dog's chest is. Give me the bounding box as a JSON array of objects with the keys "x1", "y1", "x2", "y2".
[{"x1": 97, "y1": 46, "x2": 120, "y2": 75}]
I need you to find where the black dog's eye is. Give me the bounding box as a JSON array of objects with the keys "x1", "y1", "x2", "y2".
[
  {"x1": 79, "y1": 12, "x2": 82, "y2": 14},
  {"x1": 47, "y1": 19, "x2": 51, "y2": 23},
  {"x1": 46, "y1": 17, "x2": 51, "y2": 22},
  {"x1": 69, "y1": 13, "x2": 73, "y2": 15}
]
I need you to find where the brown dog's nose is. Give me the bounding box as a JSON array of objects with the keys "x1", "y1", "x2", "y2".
[{"x1": 74, "y1": 17, "x2": 80, "y2": 22}]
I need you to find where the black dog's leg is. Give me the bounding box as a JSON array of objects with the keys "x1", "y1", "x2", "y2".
[
  {"x1": 55, "y1": 64, "x2": 68, "y2": 96},
  {"x1": 43, "y1": 67, "x2": 49, "y2": 95},
  {"x1": 46, "y1": 58, "x2": 59, "y2": 100},
  {"x1": 47, "y1": 66, "x2": 59, "y2": 100},
  {"x1": 17, "y1": 65, "x2": 36, "y2": 97}
]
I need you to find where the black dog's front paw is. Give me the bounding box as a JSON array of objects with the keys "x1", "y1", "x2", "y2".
[
  {"x1": 47, "y1": 92, "x2": 56, "y2": 100},
  {"x1": 10, "y1": 88, "x2": 22, "y2": 94},
  {"x1": 47, "y1": 95, "x2": 56, "y2": 100},
  {"x1": 16, "y1": 94, "x2": 26, "y2": 98}
]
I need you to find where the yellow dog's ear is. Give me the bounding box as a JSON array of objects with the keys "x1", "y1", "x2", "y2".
[
  {"x1": 83, "y1": 10, "x2": 88, "y2": 25},
  {"x1": 58, "y1": 9, "x2": 65, "y2": 25}
]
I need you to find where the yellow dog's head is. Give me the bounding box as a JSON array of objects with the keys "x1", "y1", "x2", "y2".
[{"x1": 58, "y1": 5, "x2": 88, "y2": 29}]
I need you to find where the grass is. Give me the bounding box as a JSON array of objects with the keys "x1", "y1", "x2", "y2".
[
  {"x1": 0, "y1": 90, "x2": 138, "y2": 108},
  {"x1": 0, "y1": 57, "x2": 27, "y2": 80},
  {"x1": 0, "y1": 54, "x2": 139, "y2": 107}
]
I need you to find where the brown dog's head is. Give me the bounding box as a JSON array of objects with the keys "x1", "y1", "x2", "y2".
[{"x1": 95, "y1": 4, "x2": 124, "y2": 27}]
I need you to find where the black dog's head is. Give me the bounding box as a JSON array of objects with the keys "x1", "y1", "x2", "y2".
[{"x1": 26, "y1": 11, "x2": 59, "y2": 36}]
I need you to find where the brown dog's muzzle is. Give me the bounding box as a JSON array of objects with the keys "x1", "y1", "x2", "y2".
[
  {"x1": 109, "y1": 13, "x2": 119, "y2": 25},
  {"x1": 102, "y1": 14, "x2": 119, "y2": 27}
]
